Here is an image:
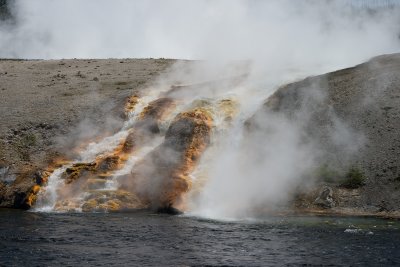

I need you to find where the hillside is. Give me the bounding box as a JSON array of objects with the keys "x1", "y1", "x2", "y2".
[
  {"x1": 249, "y1": 53, "x2": 400, "y2": 216},
  {"x1": 0, "y1": 58, "x2": 175, "y2": 207},
  {"x1": 0, "y1": 55, "x2": 399, "y2": 217}
]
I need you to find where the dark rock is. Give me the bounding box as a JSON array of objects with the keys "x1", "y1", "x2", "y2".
[
  {"x1": 314, "y1": 186, "x2": 335, "y2": 209},
  {"x1": 13, "y1": 191, "x2": 30, "y2": 209},
  {"x1": 127, "y1": 108, "x2": 213, "y2": 210},
  {"x1": 63, "y1": 162, "x2": 97, "y2": 184},
  {"x1": 97, "y1": 156, "x2": 119, "y2": 172},
  {"x1": 34, "y1": 170, "x2": 49, "y2": 186},
  {"x1": 157, "y1": 206, "x2": 183, "y2": 215}
]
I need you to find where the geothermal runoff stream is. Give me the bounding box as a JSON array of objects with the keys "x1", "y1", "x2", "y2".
[
  {"x1": 1, "y1": 1, "x2": 400, "y2": 265},
  {"x1": 1, "y1": 65, "x2": 400, "y2": 266},
  {"x1": 32, "y1": 75, "x2": 257, "y2": 215},
  {"x1": 4, "y1": 76, "x2": 400, "y2": 265}
]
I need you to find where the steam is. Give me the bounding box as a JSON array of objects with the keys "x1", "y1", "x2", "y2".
[
  {"x1": 8, "y1": 1, "x2": 399, "y2": 218},
  {"x1": 1, "y1": 0, "x2": 399, "y2": 71}
]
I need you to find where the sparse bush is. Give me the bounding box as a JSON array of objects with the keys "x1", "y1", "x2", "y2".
[
  {"x1": 313, "y1": 164, "x2": 340, "y2": 183},
  {"x1": 340, "y1": 167, "x2": 365, "y2": 189},
  {"x1": 115, "y1": 81, "x2": 128, "y2": 86},
  {"x1": 21, "y1": 133, "x2": 37, "y2": 147},
  {"x1": 14, "y1": 133, "x2": 37, "y2": 161}
]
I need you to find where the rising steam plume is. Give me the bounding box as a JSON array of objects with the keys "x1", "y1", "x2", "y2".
[{"x1": 2, "y1": 0, "x2": 400, "y2": 218}]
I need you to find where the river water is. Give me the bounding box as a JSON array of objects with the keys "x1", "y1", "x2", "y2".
[{"x1": 0, "y1": 210, "x2": 399, "y2": 266}]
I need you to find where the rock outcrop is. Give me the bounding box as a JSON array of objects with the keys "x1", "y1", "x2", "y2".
[
  {"x1": 46, "y1": 96, "x2": 178, "y2": 212},
  {"x1": 314, "y1": 186, "x2": 335, "y2": 209},
  {"x1": 0, "y1": 58, "x2": 175, "y2": 210},
  {"x1": 125, "y1": 108, "x2": 213, "y2": 210},
  {"x1": 1, "y1": 55, "x2": 399, "y2": 217}
]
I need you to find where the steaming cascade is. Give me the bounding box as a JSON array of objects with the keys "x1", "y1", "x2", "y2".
[{"x1": 33, "y1": 81, "x2": 241, "y2": 212}]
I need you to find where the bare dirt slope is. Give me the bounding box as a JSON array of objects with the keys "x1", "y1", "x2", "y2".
[
  {"x1": 252, "y1": 53, "x2": 400, "y2": 215},
  {"x1": 0, "y1": 58, "x2": 175, "y2": 206}
]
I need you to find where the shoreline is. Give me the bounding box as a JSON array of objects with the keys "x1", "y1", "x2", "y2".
[{"x1": 1, "y1": 56, "x2": 399, "y2": 216}]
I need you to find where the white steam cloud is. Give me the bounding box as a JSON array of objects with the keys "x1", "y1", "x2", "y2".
[
  {"x1": 3, "y1": 0, "x2": 400, "y2": 218},
  {"x1": 1, "y1": 0, "x2": 399, "y2": 72}
]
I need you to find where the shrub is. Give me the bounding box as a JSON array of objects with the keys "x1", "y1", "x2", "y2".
[
  {"x1": 14, "y1": 133, "x2": 37, "y2": 161},
  {"x1": 21, "y1": 133, "x2": 37, "y2": 147},
  {"x1": 340, "y1": 167, "x2": 365, "y2": 189},
  {"x1": 313, "y1": 164, "x2": 340, "y2": 183}
]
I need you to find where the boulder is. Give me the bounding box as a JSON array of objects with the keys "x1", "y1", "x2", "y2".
[{"x1": 314, "y1": 186, "x2": 335, "y2": 209}]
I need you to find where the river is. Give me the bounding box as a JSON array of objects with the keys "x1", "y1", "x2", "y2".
[{"x1": 0, "y1": 210, "x2": 399, "y2": 266}]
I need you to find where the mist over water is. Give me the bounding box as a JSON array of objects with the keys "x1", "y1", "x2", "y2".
[{"x1": 2, "y1": 1, "x2": 400, "y2": 219}]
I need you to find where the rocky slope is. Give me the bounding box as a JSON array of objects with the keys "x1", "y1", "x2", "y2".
[
  {"x1": 0, "y1": 54, "x2": 399, "y2": 217},
  {"x1": 0, "y1": 58, "x2": 175, "y2": 208},
  {"x1": 249, "y1": 53, "x2": 400, "y2": 217}
]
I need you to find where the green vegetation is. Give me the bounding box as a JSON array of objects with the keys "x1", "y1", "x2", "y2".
[
  {"x1": 313, "y1": 164, "x2": 366, "y2": 189},
  {"x1": 20, "y1": 133, "x2": 37, "y2": 147},
  {"x1": 340, "y1": 167, "x2": 366, "y2": 189},
  {"x1": 313, "y1": 164, "x2": 340, "y2": 183},
  {"x1": 14, "y1": 133, "x2": 37, "y2": 161}
]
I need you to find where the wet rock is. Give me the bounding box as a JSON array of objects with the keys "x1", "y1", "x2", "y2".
[
  {"x1": 9, "y1": 182, "x2": 41, "y2": 210},
  {"x1": 23, "y1": 185, "x2": 41, "y2": 209},
  {"x1": 128, "y1": 108, "x2": 213, "y2": 210},
  {"x1": 314, "y1": 186, "x2": 335, "y2": 209},
  {"x1": 124, "y1": 95, "x2": 139, "y2": 116},
  {"x1": 79, "y1": 190, "x2": 145, "y2": 212},
  {"x1": 157, "y1": 205, "x2": 183, "y2": 215},
  {"x1": 218, "y1": 99, "x2": 239, "y2": 123},
  {"x1": 54, "y1": 200, "x2": 82, "y2": 211},
  {"x1": 34, "y1": 170, "x2": 50, "y2": 186},
  {"x1": 135, "y1": 97, "x2": 176, "y2": 134},
  {"x1": 121, "y1": 130, "x2": 136, "y2": 153},
  {"x1": 97, "y1": 155, "x2": 120, "y2": 172},
  {"x1": 140, "y1": 98, "x2": 176, "y2": 121},
  {"x1": 13, "y1": 190, "x2": 30, "y2": 209},
  {"x1": 62, "y1": 162, "x2": 97, "y2": 184}
]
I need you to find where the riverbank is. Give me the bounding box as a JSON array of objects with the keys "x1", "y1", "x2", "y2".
[
  {"x1": 256, "y1": 53, "x2": 400, "y2": 217},
  {"x1": 0, "y1": 58, "x2": 176, "y2": 207},
  {"x1": 0, "y1": 55, "x2": 399, "y2": 216}
]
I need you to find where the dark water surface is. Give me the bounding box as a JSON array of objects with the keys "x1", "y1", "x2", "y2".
[{"x1": 0, "y1": 210, "x2": 399, "y2": 266}]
